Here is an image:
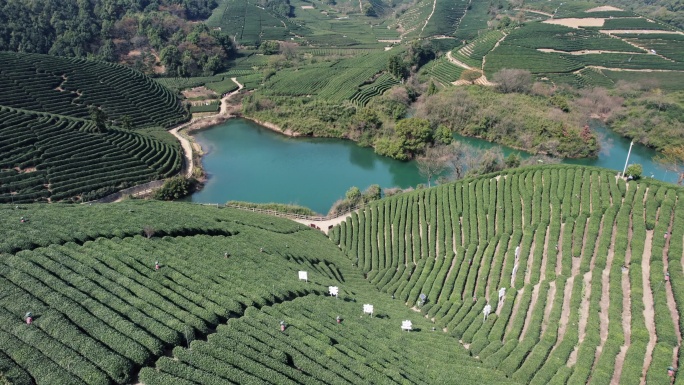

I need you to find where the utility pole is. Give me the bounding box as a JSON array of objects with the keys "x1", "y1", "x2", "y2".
[{"x1": 622, "y1": 141, "x2": 634, "y2": 178}]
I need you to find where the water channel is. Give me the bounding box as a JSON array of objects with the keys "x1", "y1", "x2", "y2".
[{"x1": 188, "y1": 118, "x2": 677, "y2": 214}]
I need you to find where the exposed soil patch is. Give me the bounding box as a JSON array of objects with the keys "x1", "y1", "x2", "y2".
[
  {"x1": 601, "y1": 29, "x2": 684, "y2": 35},
  {"x1": 182, "y1": 86, "x2": 218, "y2": 100},
  {"x1": 586, "y1": 5, "x2": 623, "y2": 12},
  {"x1": 537, "y1": 48, "x2": 644, "y2": 55},
  {"x1": 544, "y1": 18, "x2": 605, "y2": 28}
]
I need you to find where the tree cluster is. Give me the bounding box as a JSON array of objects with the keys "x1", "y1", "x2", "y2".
[
  {"x1": 328, "y1": 185, "x2": 382, "y2": 216},
  {"x1": 608, "y1": 87, "x2": 684, "y2": 153},
  {"x1": 416, "y1": 142, "x2": 559, "y2": 187},
  {"x1": 0, "y1": 0, "x2": 235, "y2": 76},
  {"x1": 413, "y1": 83, "x2": 600, "y2": 159},
  {"x1": 387, "y1": 41, "x2": 436, "y2": 81},
  {"x1": 258, "y1": 0, "x2": 293, "y2": 17},
  {"x1": 153, "y1": 176, "x2": 196, "y2": 200}
]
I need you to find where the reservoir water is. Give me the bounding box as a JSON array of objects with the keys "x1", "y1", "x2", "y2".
[
  {"x1": 189, "y1": 118, "x2": 678, "y2": 214},
  {"x1": 190, "y1": 119, "x2": 424, "y2": 214}
]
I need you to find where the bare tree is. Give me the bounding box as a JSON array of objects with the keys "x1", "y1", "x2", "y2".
[
  {"x1": 143, "y1": 226, "x2": 155, "y2": 239},
  {"x1": 655, "y1": 145, "x2": 684, "y2": 185},
  {"x1": 445, "y1": 141, "x2": 478, "y2": 180},
  {"x1": 492, "y1": 69, "x2": 532, "y2": 94},
  {"x1": 531, "y1": 81, "x2": 554, "y2": 97},
  {"x1": 460, "y1": 70, "x2": 482, "y2": 84},
  {"x1": 521, "y1": 155, "x2": 561, "y2": 167},
  {"x1": 279, "y1": 41, "x2": 298, "y2": 61},
  {"x1": 416, "y1": 145, "x2": 452, "y2": 187},
  {"x1": 573, "y1": 87, "x2": 624, "y2": 120},
  {"x1": 477, "y1": 147, "x2": 505, "y2": 174}
]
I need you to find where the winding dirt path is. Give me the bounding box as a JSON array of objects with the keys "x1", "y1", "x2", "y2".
[
  {"x1": 554, "y1": 275, "x2": 575, "y2": 354},
  {"x1": 566, "y1": 219, "x2": 590, "y2": 366},
  {"x1": 516, "y1": 8, "x2": 553, "y2": 17},
  {"x1": 169, "y1": 127, "x2": 194, "y2": 178},
  {"x1": 446, "y1": 51, "x2": 473, "y2": 70},
  {"x1": 420, "y1": 0, "x2": 438, "y2": 36},
  {"x1": 482, "y1": 32, "x2": 508, "y2": 71},
  {"x1": 169, "y1": 78, "x2": 245, "y2": 179},
  {"x1": 524, "y1": 232, "x2": 536, "y2": 285},
  {"x1": 587, "y1": 65, "x2": 684, "y2": 73},
  {"x1": 220, "y1": 78, "x2": 244, "y2": 114},
  {"x1": 640, "y1": 230, "x2": 656, "y2": 385}
]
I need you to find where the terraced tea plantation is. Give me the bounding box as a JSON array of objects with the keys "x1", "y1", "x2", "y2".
[
  {"x1": 440, "y1": 7, "x2": 684, "y2": 89},
  {"x1": 332, "y1": 165, "x2": 684, "y2": 384},
  {"x1": 0, "y1": 200, "x2": 515, "y2": 384},
  {"x1": 0, "y1": 52, "x2": 188, "y2": 202},
  {"x1": 2, "y1": 165, "x2": 683, "y2": 384}
]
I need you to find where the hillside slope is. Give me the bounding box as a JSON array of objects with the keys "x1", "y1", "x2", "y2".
[
  {"x1": 0, "y1": 52, "x2": 189, "y2": 203},
  {"x1": 332, "y1": 164, "x2": 684, "y2": 384},
  {"x1": 3, "y1": 164, "x2": 684, "y2": 384},
  {"x1": 0, "y1": 201, "x2": 516, "y2": 385}
]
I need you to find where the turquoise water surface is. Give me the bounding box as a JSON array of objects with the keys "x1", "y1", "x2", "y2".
[{"x1": 189, "y1": 118, "x2": 677, "y2": 214}]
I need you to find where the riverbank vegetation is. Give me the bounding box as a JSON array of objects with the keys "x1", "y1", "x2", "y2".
[
  {"x1": 414, "y1": 86, "x2": 599, "y2": 158},
  {"x1": 242, "y1": 73, "x2": 600, "y2": 160},
  {"x1": 608, "y1": 89, "x2": 684, "y2": 151},
  {"x1": 226, "y1": 201, "x2": 318, "y2": 216},
  {"x1": 153, "y1": 176, "x2": 198, "y2": 200},
  {"x1": 328, "y1": 184, "x2": 383, "y2": 216}
]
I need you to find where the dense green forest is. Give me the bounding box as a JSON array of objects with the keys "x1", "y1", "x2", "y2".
[{"x1": 0, "y1": 0, "x2": 235, "y2": 75}]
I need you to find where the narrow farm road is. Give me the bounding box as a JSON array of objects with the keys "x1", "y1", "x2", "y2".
[
  {"x1": 220, "y1": 78, "x2": 244, "y2": 115},
  {"x1": 515, "y1": 8, "x2": 553, "y2": 17},
  {"x1": 170, "y1": 126, "x2": 194, "y2": 178},
  {"x1": 447, "y1": 51, "x2": 496, "y2": 86},
  {"x1": 420, "y1": 0, "x2": 438, "y2": 36},
  {"x1": 446, "y1": 51, "x2": 472, "y2": 70},
  {"x1": 169, "y1": 77, "x2": 245, "y2": 179},
  {"x1": 482, "y1": 32, "x2": 508, "y2": 71}
]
